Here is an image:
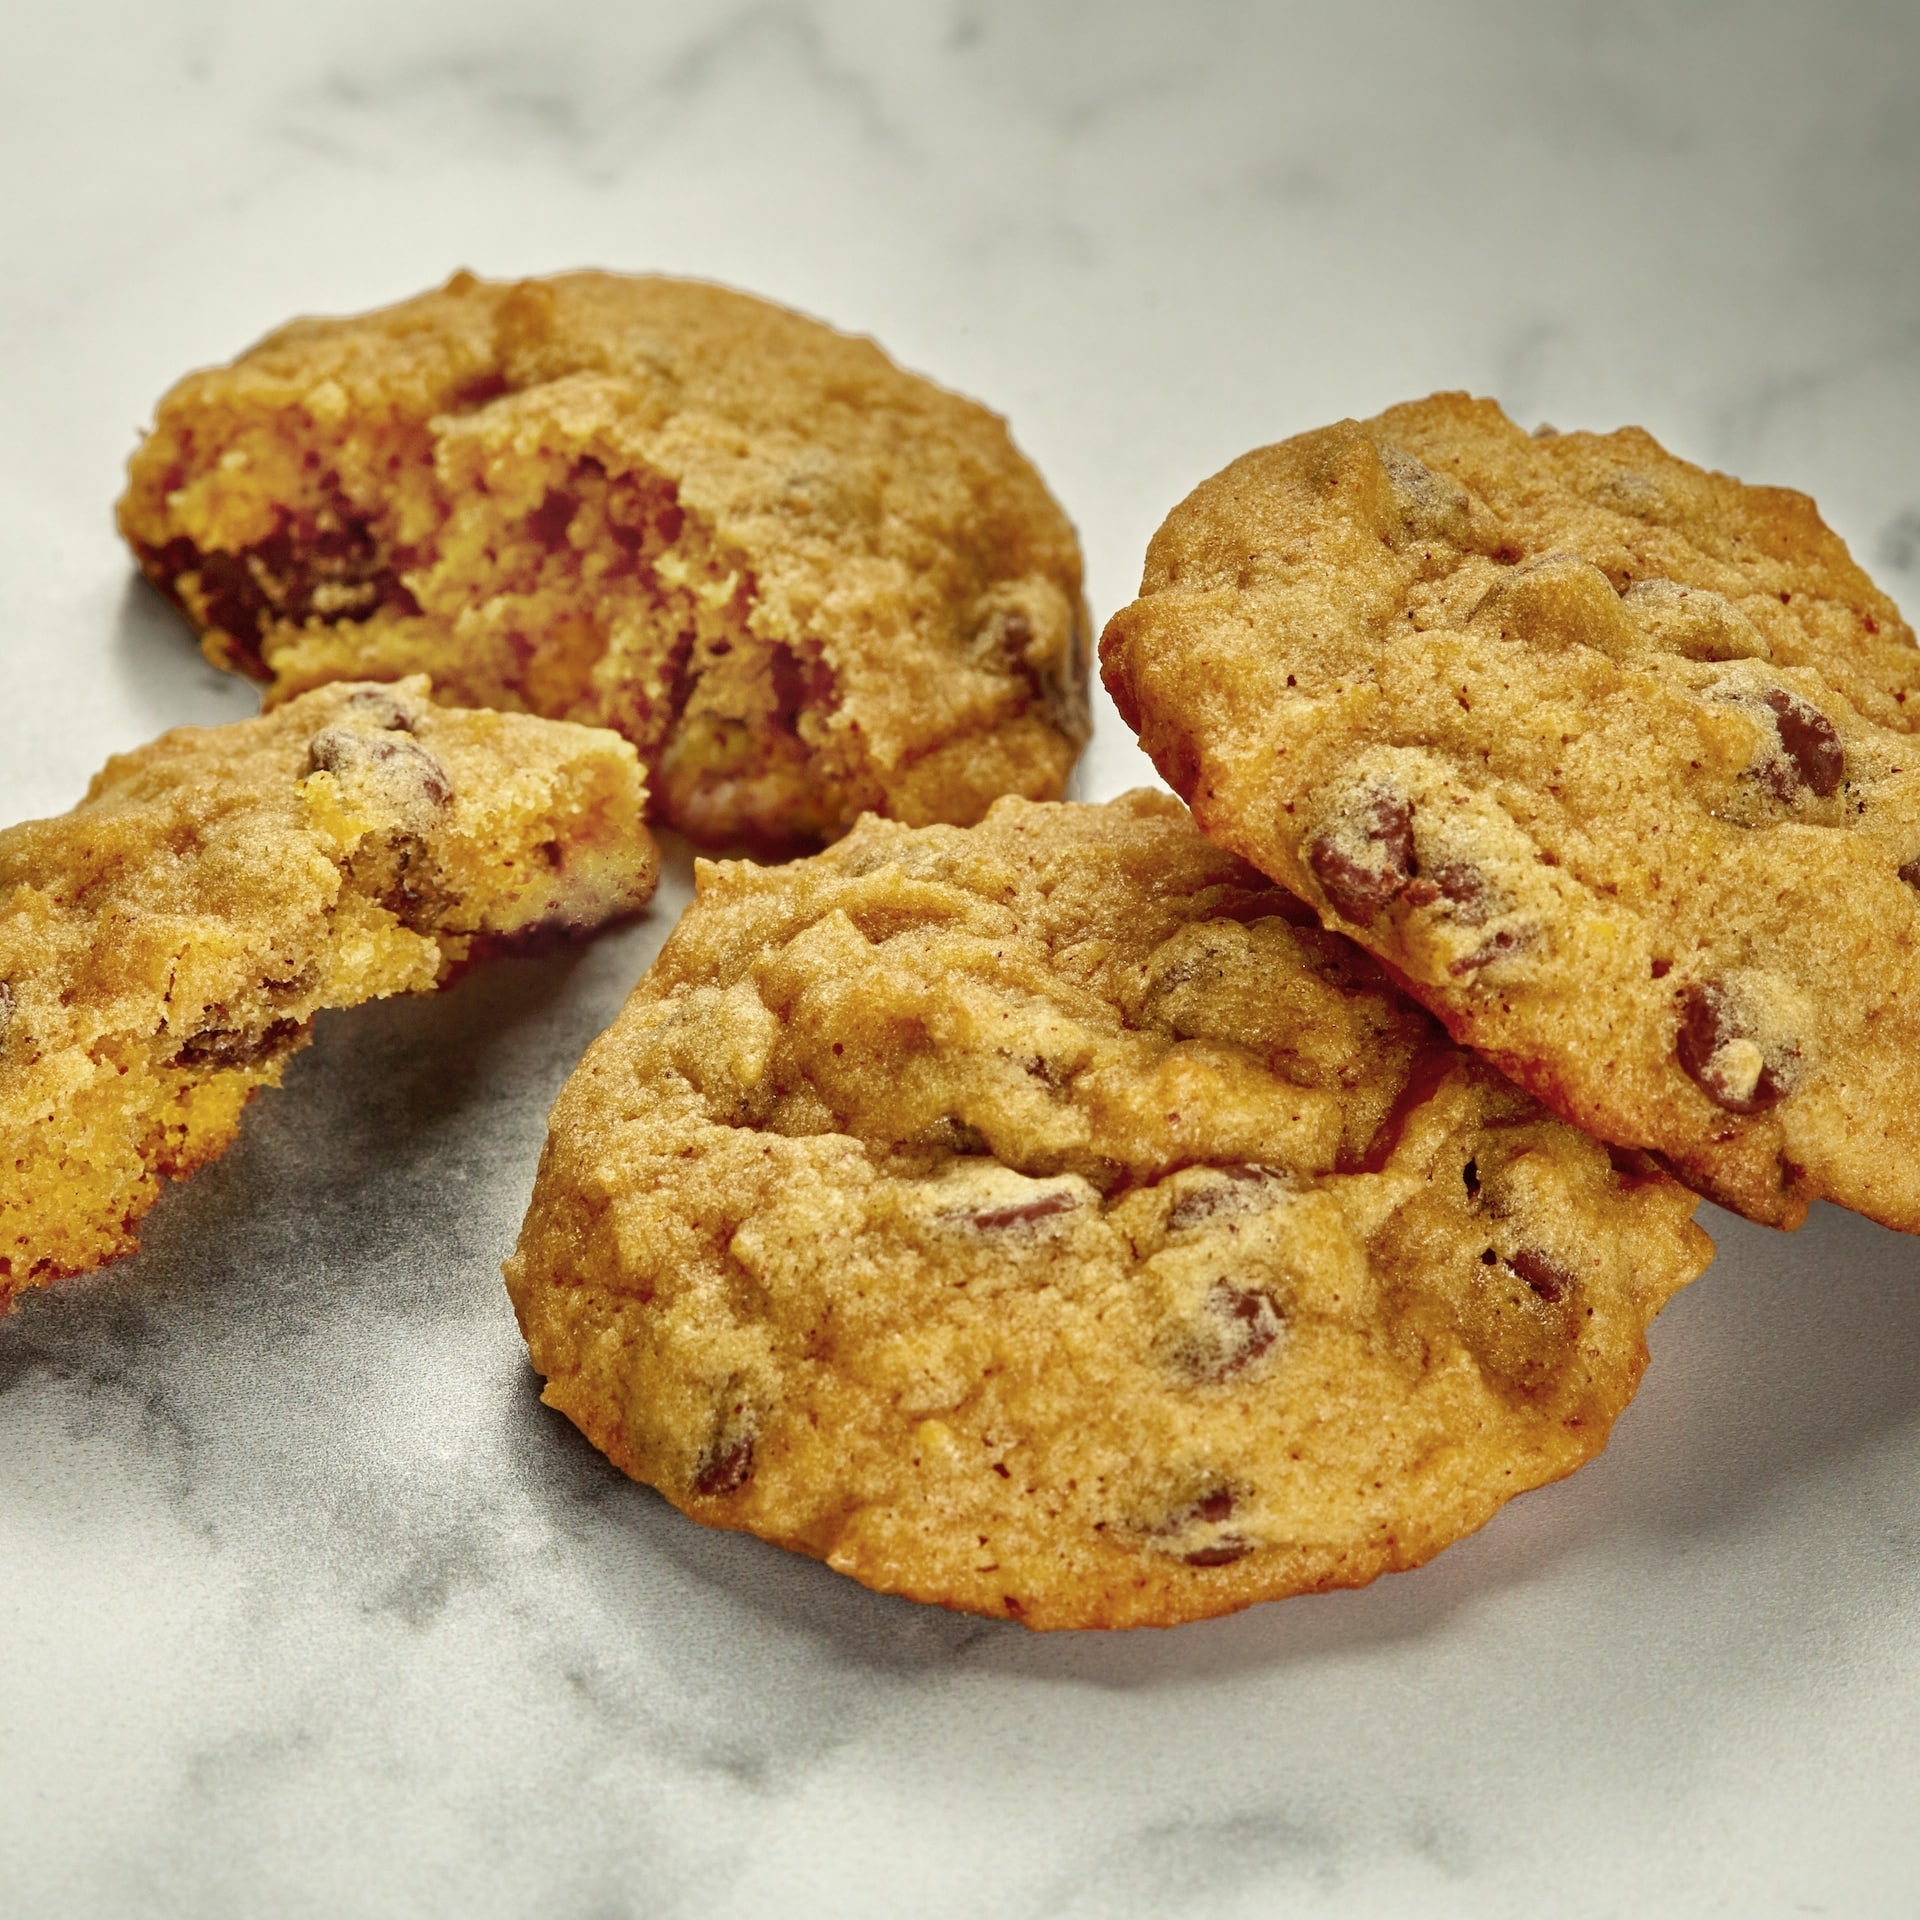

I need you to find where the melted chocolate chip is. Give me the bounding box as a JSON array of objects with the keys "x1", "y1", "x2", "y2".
[
  {"x1": 192, "y1": 540, "x2": 288, "y2": 650},
  {"x1": 370, "y1": 833, "x2": 449, "y2": 931},
  {"x1": 1899, "y1": 857, "x2": 1920, "y2": 892},
  {"x1": 1447, "y1": 926, "x2": 1535, "y2": 976},
  {"x1": 1462, "y1": 1157, "x2": 1480, "y2": 1196},
  {"x1": 1307, "y1": 790, "x2": 1416, "y2": 922},
  {"x1": 968, "y1": 1190, "x2": 1079, "y2": 1231},
  {"x1": 1675, "y1": 983, "x2": 1787, "y2": 1114},
  {"x1": 1507, "y1": 1248, "x2": 1576, "y2": 1305},
  {"x1": 143, "y1": 489, "x2": 421, "y2": 655},
  {"x1": 1182, "y1": 1541, "x2": 1254, "y2": 1568},
  {"x1": 769, "y1": 641, "x2": 840, "y2": 736},
  {"x1": 692, "y1": 1432, "x2": 754, "y2": 1498},
  {"x1": 1402, "y1": 859, "x2": 1487, "y2": 918},
  {"x1": 175, "y1": 1017, "x2": 306, "y2": 1070},
  {"x1": 1757, "y1": 688, "x2": 1844, "y2": 798},
  {"x1": 450, "y1": 370, "x2": 512, "y2": 409},
  {"x1": 526, "y1": 488, "x2": 579, "y2": 551}
]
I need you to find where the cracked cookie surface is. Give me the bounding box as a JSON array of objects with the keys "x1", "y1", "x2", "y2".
[
  {"x1": 505, "y1": 793, "x2": 1709, "y2": 1629},
  {"x1": 0, "y1": 677, "x2": 656, "y2": 1303},
  {"x1": 118, "y1": 270, "x2": 1090, "y2": 852},
  {"x1": 1101, "y1": 392, "x2": 1920, "y2": 1230}
]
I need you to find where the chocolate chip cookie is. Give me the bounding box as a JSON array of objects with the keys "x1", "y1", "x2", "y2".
[
  {"x1": 118, "y1": 271, "x2": 1090, "y2": 852},
  {"x1": 1101, "y1": 393, "x2": 1920, "y2": 1230},
  {"x1": 505, "y1": 792, "x2": 1709, "y2": 1629},
  {"x1": 0, "y1": 678, "x2": 655, "y2": 1303}
]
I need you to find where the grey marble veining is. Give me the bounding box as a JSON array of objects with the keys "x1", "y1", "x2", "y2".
[{"x1": 3, "y1": 3, "x2": 1918, "y2": 1913}]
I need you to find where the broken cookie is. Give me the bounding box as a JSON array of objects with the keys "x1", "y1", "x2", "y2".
[
  {"x1": 0, "y1": 677, "x2": 656, "y2": 1302},
  {"x1": 118, "y1": 271, "x2": 1090, "y2": 852}
]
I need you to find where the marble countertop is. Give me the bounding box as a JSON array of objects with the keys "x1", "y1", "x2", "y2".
[{"x1": 4, "y1": 3, "x2": 1918, "y2": 1913}]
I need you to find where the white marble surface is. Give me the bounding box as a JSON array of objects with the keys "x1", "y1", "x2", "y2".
[{"x1": 3, "y1": 3, "x2": 1918, "y2": 1913}]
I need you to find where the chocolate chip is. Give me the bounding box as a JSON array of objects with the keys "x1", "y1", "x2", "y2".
[
  {"x1": 1164, "y1": 1165, "x2": 1282, "y2": 1232},
  {"x1": 1192, "y1": 1487, "x2": 1236, "y2": 1524},
  {"x1": 1155, "y1": 1486, "x2": 1255, "y2": 1566},
  {"x1": 1201, "y1": 1284, "x2": 1284, "y2": 1380},
  {"x1": 192, "y1": 539, "x2": 289, "y2": 648},
  {"x1": 1376, "y1": 443, "x2": 1473, "y2": 544},
  {"x1": 450, "y1": 370, "x2": 511, "y2": 410},
  {"x1": 1757, "y1": 688, "x2": 1843, "y2": 799},
  {"x1": 1447, "y1": 926, "x2": 1535, "y2": 976},
  {"x1": 692, "y1": 1432, "x2": 754, "y2": 1498},
  {"x1": 1307, "y1": 790, "x2": 1416, "y2": 922},
  {"x1": 1462, "y1": 1158, "x2": 1480, "y2": 1196},
  {"x1": 307, "y1": 727, "x2": 453, "y2": 810},
  {"x1": 927, "y1": 1116, "x2": 991, "y2": 1156},
  {"x1": 142, "y1": 489, "x2": 421, "y2": 655},
  {"x1": 978, "y1": 606, "x2": 1090, "y2": 743},
  {"x1": 526, "y1": 488, "x2": 579, "y2": 551},
  {"x1": 1900, "y1": 857, "x2": 1920, "y2": 891},
  {"x1": 967, "y1": 1190, "x2": 1080, "y2": 1231},
  {"x1": 1403, "y1": 859, "x2": 1488, "y2": 920},
  {"x1": 370, "y1": 833, "x2": 450, "y2": 931},
  {"x1": 1171, "y1": 1281, "x2": 1287, "y2": 1385},
  {"x1": 1507, "y1": 1248, "x2": 1576, "y2": 1305},
  {"x1": 1159, "y1": 1489, "x2": 1251, "y2": 1566},
  {"x1": 343, "y1": 685, "x2": 418, "y2": 731},
  {"x1": 769, "y1": 641, "x2": 839, "y2": 734},
  {"x1": 1182, "y1": 1541, "x2": 1254, "y2": 1568},
  {"x1": 174, "y1": 1016, "x2": 306, "y2": 1070},
  {"x1": 1675, "y1": 982, "x2": 1788, "y2": 1114}
]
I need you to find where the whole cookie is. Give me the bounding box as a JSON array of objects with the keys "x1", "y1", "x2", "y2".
[
  {"x1": 505, "y1": 793, "x2": 1710, "y2": 1629},
  {"x1": 118, "y1": 271, "x2": 1090, "y2": 851},
  {"x1": 0, "y1": 677, "x2": 655, "y2": 1303},
  {"x1": 1101, "y1": 393, "x2": 1920, "y2": 1231}
]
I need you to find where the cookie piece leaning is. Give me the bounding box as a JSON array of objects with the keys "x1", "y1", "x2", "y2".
[
  {"x1": 505, "y1": 792, "x2": 1710, "y2": 1630},
  {"x1": 117, "y1": 270, "x2": 1090, "y2": 852},
  {"x1": 0, "y1": 677, "x2": 656, "y2": 1304},
  {"x1": 1101, "y1": 392, "x2": 1920, "y2": 1231}
]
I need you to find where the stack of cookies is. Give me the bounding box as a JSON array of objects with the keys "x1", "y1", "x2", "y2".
[{"x1": 10, "y1": 272, "x2": 1916, "y2": 1630}]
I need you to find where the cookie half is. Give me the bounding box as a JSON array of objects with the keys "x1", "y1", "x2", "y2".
[
  {"x1": 118, "y1": 271, "x2": 1090, "y2": 851},
  {"x1": 0, "y1": 677, "x2": 655, "y2": 1302},
  {"x1": 1101, "y1": 393, "x2": 1920, "y2": 1230},
  {"x1": 505, "y1": 793, "x2": 1710, "y2": 1629}
]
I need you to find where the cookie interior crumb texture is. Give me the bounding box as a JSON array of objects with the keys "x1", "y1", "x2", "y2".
[
  {"x1": 118, "y1": 270, "x2": 1091, "y2": 853},
  {"x1": 505, "y1": 793, "x2": 1710, "y2": 1629},
  {"x1": 0, "y1": 676, "x2": 656, "y2": 1303},
  {"x1": 1100, "y1": 392, "x2": 1920, "y2": 1231}
]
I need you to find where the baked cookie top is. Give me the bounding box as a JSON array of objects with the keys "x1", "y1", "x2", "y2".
[
  {"x1": 118, "y1": 271, "x2": 1090, "y2": 851},
  {"x1": 1101, "y1": 393, "x2": 1920, "y2": 1231},
  {"x1": 505, "y1": 793, "x2": 1709, "y2": 1629},
  {"x1": 1, "y1": 677, "x2": 655, "y2": 1302}
]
